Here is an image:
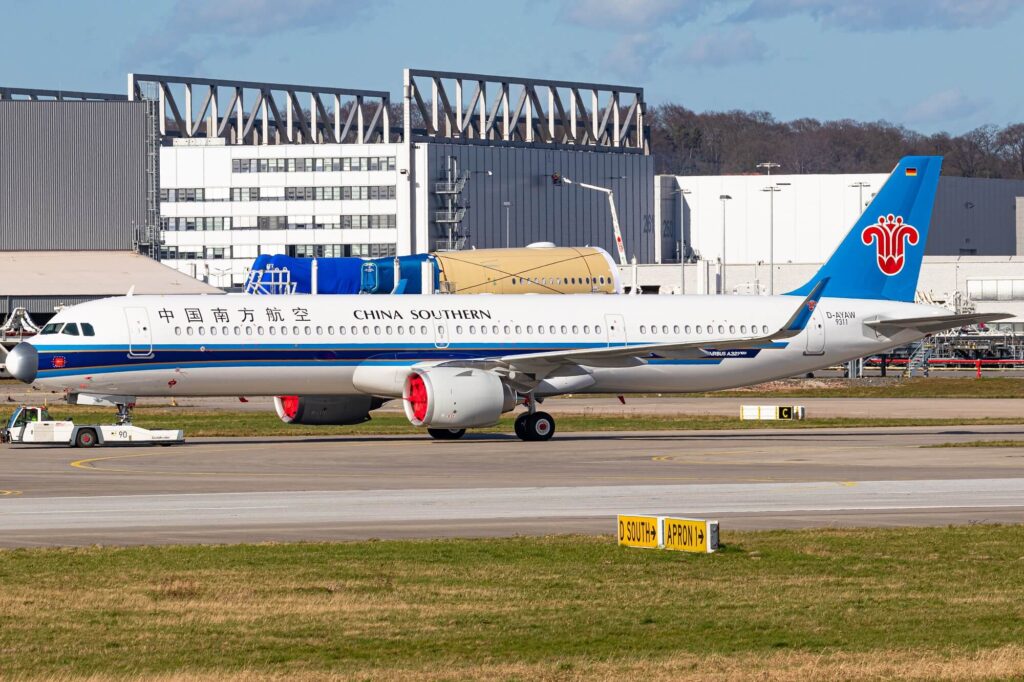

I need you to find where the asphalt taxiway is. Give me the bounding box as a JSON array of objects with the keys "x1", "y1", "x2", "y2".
[{"x1": 3, "y1": 424, "x2": 1024, "y2": 546}]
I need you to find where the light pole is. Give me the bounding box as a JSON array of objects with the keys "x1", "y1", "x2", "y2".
[
  {"x1": 757, "y1": 161, "x2": 780, "y2": 176},
  {"x1": 850, "y1": 181, "x2": 871, "y2": 214},
  {"x1": 719, "y1": 194, "x2": 732, "y2": 294},
  {"x1": 502, "y1": 201, "x2": 512, "y2": 248},
  {"x1": 761, "y1": 182, "x2": 789, "y2": 295}
]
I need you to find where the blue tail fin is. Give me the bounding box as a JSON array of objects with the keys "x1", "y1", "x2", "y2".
[{"x1": 788, "y1": 156, "x2": 942, "y2": 302}]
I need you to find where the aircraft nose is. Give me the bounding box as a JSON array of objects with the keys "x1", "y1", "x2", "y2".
[{"x1": 5, "y1": 343, "x2": 38, "y2": 384}]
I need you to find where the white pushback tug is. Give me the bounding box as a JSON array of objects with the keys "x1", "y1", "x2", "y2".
[{"x1": 1, "y1": 403, "x2": 183, "y2": 448}]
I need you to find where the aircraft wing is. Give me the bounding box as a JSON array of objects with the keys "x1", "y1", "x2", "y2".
[
  {"x1": 866, "y1": 312, "x2": 1012, "y2": 337},
  {"x1": 485, "y1": 279, "x2": 829, "y2": 372}
]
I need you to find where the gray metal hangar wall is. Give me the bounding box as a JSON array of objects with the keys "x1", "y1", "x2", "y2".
[
  {"x1": 403, "y1": 69, "x2": 652, "y2": 262},
  {"x1": 0, "y1": 99, "x2": 150, "y2": 251},
  {"x1": 426, "y1": 143, "x2": 655, "y2": 261},
  {"x1": 928, "y1": 177, "x2": 1024, "y2": 256}
]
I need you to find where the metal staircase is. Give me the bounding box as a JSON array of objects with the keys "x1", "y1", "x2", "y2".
[{"x1": 905, "y1": 339, "x2": 934, "y2": 377}]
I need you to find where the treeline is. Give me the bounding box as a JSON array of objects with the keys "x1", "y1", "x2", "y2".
[{"x1": 648, "y1": 104, "x2": 1024, "y2": 179}]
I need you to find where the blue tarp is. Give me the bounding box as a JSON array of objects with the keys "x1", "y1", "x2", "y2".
[
  {"x1": 250, "y1": 254, "x2": 437, "y2": 295},
  {"x1": 250, "y1": 255, "x2": 364, "y2": 294},
  {"x1": 360, "y1": 254, "x2": 433, "y2": 294}
]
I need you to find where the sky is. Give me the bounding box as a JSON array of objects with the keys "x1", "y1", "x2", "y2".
[{"x1": 1, "y1": 0, "x2": 1021, "y2": 135}]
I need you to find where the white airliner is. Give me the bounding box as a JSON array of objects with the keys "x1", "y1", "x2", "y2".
[{"x1": 4, "y1": 156, "x2": 1007, "y2": 441}]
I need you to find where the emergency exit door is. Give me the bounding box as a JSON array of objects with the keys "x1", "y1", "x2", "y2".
[
  {"x1": 804, "y1": 308, "x2": 826, "y2": 356},
  {"x1": 605, "y1": 314, "x2": 626, "y2": 346},
  {"x1": 125, "y1": 307, "x2": 153, "y2": 357}
]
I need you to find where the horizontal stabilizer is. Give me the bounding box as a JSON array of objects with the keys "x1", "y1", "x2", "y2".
[{"x1": 866, "y1": 312, "x2": 1012, "y2": 336}]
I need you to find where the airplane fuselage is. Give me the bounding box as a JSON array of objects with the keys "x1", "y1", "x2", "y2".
[{"x1": 24, "y1": 292, "x2": 931, "y2": 398}]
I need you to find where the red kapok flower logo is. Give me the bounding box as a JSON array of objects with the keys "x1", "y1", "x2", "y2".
[{"x1": 861, "y1": 214, "x2": 919, "y2": 276}]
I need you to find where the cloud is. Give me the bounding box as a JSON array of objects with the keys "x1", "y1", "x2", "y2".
[
  {"x1": 902, "y1": 89, "x2": 988, "y2": 126},
  {"x1": 600, "y1": 33, "x2": 670, "y2": 79},
  {"x1": 684, "y1": 28, "x2": 770, "y2": 67},
  {"x1": 560, "y1": 0, "x2": 713, "y2": 30},
  {"x1": 124, "y1": 0, "x2": 383, "y2": 74},
  {"x1": 732, "y1": 0, "x2": 1021, "y2": 31}
]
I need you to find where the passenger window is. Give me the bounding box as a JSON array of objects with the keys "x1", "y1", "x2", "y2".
[
  {"x1": 695, "y1": 325, "x2": 702, "y2": 334},
  {"x1": 527, "y1": 325, "x2": 533, "y2": 334},
  {"x1": 269, "y1": 327, "x2": 276, "y2": 335},
  {"x1": 198, "y1": 327, "x2": 206, "y2": 336},
  {"x1": 595, "y1": 325, "x2": 602, "y2": 334},
  {"x1": 233, "y1": 326, "x2": 240, "y2": 335},
  {"x1": 572, "y1": 325, "x2": 579, "y2": 334},
  {"x1": 537, "y1": 325, "x2": 544, "y2": 335},
  {"x1": 63, "y1": 323, "x2": 80, "y2": 336},
  {"x1": 662, "y1": 325, "x2": 669, "y2": 334},
  {"x1": 583, "y1": 325, "x2": 590, "y2": 334},
  {"x1": 515, "y1": 325, "x2": 522, "y2": 334},
  {"x1": 673, "y1": 325, "x2": 679, "y2": 334},
  {"x1": 639, "y1": 325, "x2": 646, "y2": 334},
  {"x1": 280, "y1": 326, "x2": 288, "y2": 335},
  {"x1": 210, "y1": 327, "x2": 218, "y2": 336},
  {"x1": 328, "y1": 326, "x2": 334, "y2": 334},
  {"x1": 174, "y1": 327, "x2": 182, "y2": 336},
  {"x1": 420, "y1": 325, "x2": 428, "y2": 335},
  {"x1": 718, "y1": 325, "x2": 725, "y2": 334},
  {"x1": 504, "y1": 325, "x2": 511, "y2": 334},
  {"x1": 186, "y1": 326, "x2": 194, "y2": 335},
  {"x1": 293, "y1": 326, "x2": 300, "y2": 335},
  {"x1": 305, "y1": 326, "x2": 312, "y2": 335},
  {"x1": 481, "y1": 325, "x2": 488, "y2": 336},
  {"x1": 397, "y1": 325, "x2": 404, "y2": 334},
  {"x1": 362, "y1": 326, "x2": 370, "y2": 335},
  {"x1": 740, "y1": 325, "x2": 746, "y2": 334},
  {"x1": 559, "y1": 325, "x2": 567, "y2": 334},
  {"x1": 492, "y1": 325, "x2": 499, "y2": 334},
  {"x1": 374, "y1": 326, "x2": 381, "y2": 335},
  {"x1": 81, "y1": 323, "x2": 96, "y2": 336},
  {"x1": 729, "y1": 325, "x2": 735, "y2": 334},
  {"x1": 763, "y1": 325, "x2": 769, "y2": 334},
  {"x1": 257, "y1": 326, "x2": 264, "y2": 334},
  {"x1": 469, "y1": 325, "x2": 476, "y2": 334},
  {"x1": 549, "y1": 325, "x2": 556, "y2": 334},
  {"x1": 386, "y1": 326, "x2": 393, "y2": 335},
  {"x1": 246, "y1": 326, "x2": 253, "y2": 335},
  {"x1": 316, "y1": 326, "x2": 323, "y2": 335}
]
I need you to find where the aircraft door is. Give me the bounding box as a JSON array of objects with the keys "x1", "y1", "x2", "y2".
[
  {"x1": 125, "y1": 307, "x2": 153, "y2": 358},
  {"x1": 605, "y1": 314, "x2": 626, "y2": 346},
  {"x1": 433, "y1": 321, "x2": 450, "y2": 349},
  {"x1": 804, "y1": 308, "x2": 826, "y2": 355}
]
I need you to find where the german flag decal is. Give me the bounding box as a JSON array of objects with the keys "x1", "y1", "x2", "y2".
[{"x1": 905, "y1": 167, "x2": 918, "y2": 176}]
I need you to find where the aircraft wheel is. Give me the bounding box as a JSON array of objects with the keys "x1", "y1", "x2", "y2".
[
  {"x1": 520, "y1": 412, "x2": 555, "y2": 441},
  {"x1": 428, "y1": 428, "x2": 466, "y2": 440},
  {"x1": 75, "y1": 429, "x2": 98, "y2": 448},
  {"x1": 513, "y1": 413, "x2": 529, "y2": 440}
]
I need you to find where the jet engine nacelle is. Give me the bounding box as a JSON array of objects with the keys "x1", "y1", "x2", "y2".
[
  {"x1": 403, "y1": 367, "x2": 516, "y2": 429},
  {"x1": 274, "y1": 395, "x2": 385, "y2": 425}
]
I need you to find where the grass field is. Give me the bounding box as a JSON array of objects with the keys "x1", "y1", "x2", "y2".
[
  {"x1": 24, "y1": 405, "x2": 1024, "y2": 437},
  {"x1": 1, "y1": 527, "x2": 1023, "y2": 680}
]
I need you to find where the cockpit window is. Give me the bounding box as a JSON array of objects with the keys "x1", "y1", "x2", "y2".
[
  {"x1": 81, "y1": 323, "x2": 95, "y2": 336},
  {"x1": 41, "y1": 323, "x2": 62, "y2": 335},
  {"x1": 63, "y1": 323, "x2": 80, "y2": 336}
]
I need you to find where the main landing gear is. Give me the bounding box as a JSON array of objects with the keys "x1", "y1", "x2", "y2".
[
  {"x1": 514, "y1": 393, "x2": 555, "y2": 441},
  {"x1": 427, "y1": 428, "x2": 466, "y2": 440}
]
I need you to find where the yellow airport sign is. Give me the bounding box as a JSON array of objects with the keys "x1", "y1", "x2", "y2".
[
  {"x1": 617, "y1": 514, "x2": 661, "y2": 549},
  {"x1": 663, "y1": 517, "x2": 719, "y2": 553}
]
